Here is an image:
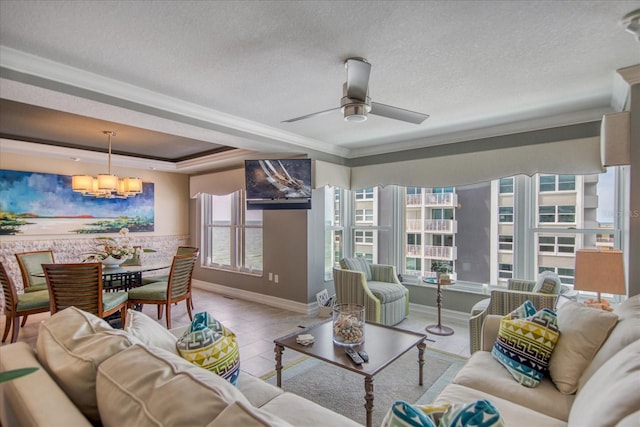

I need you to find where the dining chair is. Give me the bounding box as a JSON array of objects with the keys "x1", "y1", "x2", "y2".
[
  {"x1": 1, "y1": 262, "x2": 50, "y2": 343},
  {"x1": 127, "y1": 252, "x2": 199, "y2": 329},
  {"x1": 15, "y1": 250, "x2": 55, "y2": 293},
  {"x1": 141, "y1": 246, "x2": 199, "y2": 285},
  {"x1": 42, "y1": 263, "x2": 128, "y2": 326}
]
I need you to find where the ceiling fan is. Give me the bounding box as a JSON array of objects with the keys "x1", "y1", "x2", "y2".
[{"x1": 282, "y1": 57, "x2": 429, "y2": 125}]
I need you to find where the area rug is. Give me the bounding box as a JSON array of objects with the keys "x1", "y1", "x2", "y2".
[{"x1": 261, "y1": 348, "x2": 467, "y2": 426}]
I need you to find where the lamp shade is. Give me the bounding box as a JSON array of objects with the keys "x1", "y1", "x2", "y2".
[
  {"x1": 71, "y1": 175, "x2": 93, "y2": 192},
  {"x1": 574, "y1": 249, "x2": 626, "y2": 297}
]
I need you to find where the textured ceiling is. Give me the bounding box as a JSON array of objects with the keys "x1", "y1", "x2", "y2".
[{"x1": 0, "y1": 1, "x2": 638, "y2": 172}]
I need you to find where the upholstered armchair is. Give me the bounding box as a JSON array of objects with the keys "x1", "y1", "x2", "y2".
[
  {"x1": 333, "y1": 257, "x2": 408, "y2": 326},
  {"x1": 468, "y1": 278, "x2": 559, "y2": 354}
]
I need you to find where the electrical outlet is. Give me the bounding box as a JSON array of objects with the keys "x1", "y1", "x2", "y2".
[
  {"x1": 268, "y1": 272, "x2": 273, "y2": 281},
  {"x1": 274, "y1": 274, "x2": 279, "y2": 283}
]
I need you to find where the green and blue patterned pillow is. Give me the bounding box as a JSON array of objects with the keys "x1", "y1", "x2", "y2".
[
  {"x1": 382, "y1": 400, "x2": 504, "y2": 427},
  {"x1": 177, "y1": 312, "x2": 241, "y2": 386},
  {"x1": 492, "y1": 302, "x2": 559, "y2": 387},
  {"x1": 340, "y1": 256, "x2": 372, "y2": 280}
]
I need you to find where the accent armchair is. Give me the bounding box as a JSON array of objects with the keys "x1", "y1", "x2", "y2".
[
  {"x1": 468, "y1": 278, "x2": 559, "y2": 354},
  {"x1": 333, "y1": 257, "x2": 408, "y2": 326}
]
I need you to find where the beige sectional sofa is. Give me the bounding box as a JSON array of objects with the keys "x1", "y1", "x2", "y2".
[
  {"x1": 433, "y1": 294, "x2": 640, "y2": 427},
  {"x1": 0, "y1": 307, "x2": 361, "y2": 427}
]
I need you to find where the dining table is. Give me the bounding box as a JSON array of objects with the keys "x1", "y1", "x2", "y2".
[{"x1": 32, "y1": 262, "x2": 172, "y2": 291}]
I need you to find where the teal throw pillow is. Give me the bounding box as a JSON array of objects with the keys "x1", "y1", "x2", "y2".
[
  {"x1": 176, "y1": 312, "x2": 241, "y2": 386},
  {"x1": 381, "y1": 400, "x2": 436, "y2": 427},
  {"x1": 439, "y1": 400, "x2": 505, "y2": 427}
]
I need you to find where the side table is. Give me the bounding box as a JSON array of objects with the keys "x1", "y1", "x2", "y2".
[{"x1": 424, "y1": 278, "x2": 455, "y2": 336}]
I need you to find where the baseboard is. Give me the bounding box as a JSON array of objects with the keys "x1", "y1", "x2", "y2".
[{"x1": 192, "y1": 279, "x2": 316, "y2": 314}]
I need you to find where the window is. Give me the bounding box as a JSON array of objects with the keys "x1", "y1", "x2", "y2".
[
  {"x1": 499, "y1": 263, "x2": 513, "y2": 279},
  {"x1": 324, "y1": 186, "x2": 344, "y2": 280},
  {"x1": 201, "y1": 191, "x2": 263, "y2": 274},
  {"x1": 498, "y1": 235, "x2": 513, "y2": 251},
  {"x1": 538, "y1": 235, "x2": 575, "y2": 254},
  {"x1": 355, "y1": 230, "x2": 374, "y2": 244},
  {"x1": 499, "y1": 207, "x2": 513, "y2": 223},
  {"x1": 539, "y1": 266, "x2": 575, "y2": 285},
  {"x1": 539, "y1": 174, "x2": 576, "y2": 192},
  {"x1": 539, "y1": 205, "x2": 576, "y2": 223},
  {"x1": 355, "y1": 209, "x2": 374, "y2": 222},
  {"x1": 499, "y1": 178, "x2": 514, "y2": 194},
  {"x1": 355, "y1": 188, "x2": 374, "y2": 200}
]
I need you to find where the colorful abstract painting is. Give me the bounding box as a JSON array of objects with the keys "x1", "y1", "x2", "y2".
[{"x1": 0, "y1": 169, "x2": 154, "y2": 235}]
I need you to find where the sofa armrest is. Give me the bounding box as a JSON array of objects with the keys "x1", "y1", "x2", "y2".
[
  {"x1": 333, "y1": 268, "x2": 382, "y2": 323},
  {"x1": 480, "y1": 315, "x2": 503, "y2": 352},
  {"x1": 370, "y1": 264, "x2": 400, "y2": 283},
  {"x1": 0, "y1": 342, "x2": 92, "y2": 427}
]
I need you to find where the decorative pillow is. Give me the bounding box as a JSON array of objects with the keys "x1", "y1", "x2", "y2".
[
  {"x1": 533, "y1": 271, "x2": 561, "y2": 294},
  {"x1": 177, "y1": 312, "x2": 241, "y2": 386},
  {"x1": 439, "y1": 400, "x2": 505, "y2": 427},
  {"x1": 340, "y1": 256, "x2": 372, "y2": 281},
  {"x1": 492, "y1": 306, "x2": 559, "y2": 387},
  {"x1": 509, "y1": 299, "x2": 537, "y2": 319},
  {"x1": 124, "y1": 309, "x2": 179, "y2": 355},
  {"x1": 381, "y1": 400, "x2": 437, "y2": 427},
  {"x1": 549, "y1": 301, "x2": 618, "y2": 394},
  {"x1": 36, "y1": 307, "x2": 142, "y2": 424}
]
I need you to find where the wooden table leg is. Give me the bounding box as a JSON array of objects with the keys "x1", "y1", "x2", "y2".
[
  {"x1": 274, "y1": 343, "x2": 284, "y2": 387},
  {"x1": 417, "y1": 340, "x2": 426, "y2": 386},
  {"x1": 364, "y1": 376, "x2": 374, "y2": 427}
]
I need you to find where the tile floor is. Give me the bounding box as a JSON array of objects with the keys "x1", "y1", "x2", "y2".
[{"x1": 0, "y1": 287, "x2": 471, "y2": 378}]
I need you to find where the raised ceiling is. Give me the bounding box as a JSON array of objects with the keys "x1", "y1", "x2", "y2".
[{"x1": 0, "y1": 1, "x2": 638, "y2": 173}]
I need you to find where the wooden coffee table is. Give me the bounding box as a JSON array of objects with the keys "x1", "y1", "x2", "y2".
[{"x1": 274, "y1": 320, "x2": 427, "y2": 427}]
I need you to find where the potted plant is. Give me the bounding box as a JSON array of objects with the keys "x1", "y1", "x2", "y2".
[{"x1": 431, "y1": 261, "x2": 453, "y2": 284}]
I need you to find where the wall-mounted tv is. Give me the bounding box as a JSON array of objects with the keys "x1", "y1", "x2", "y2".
[{"x1": 244, "y1": 159, "x2": 312, "y2": 210}]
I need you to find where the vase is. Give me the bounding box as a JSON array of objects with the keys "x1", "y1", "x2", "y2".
[
  {"x1": 332, "y1": 304, "x2": 365, "y2": 347},
  {"x1": 101, "y1": 256, "x2": 124, "y2": 268}
]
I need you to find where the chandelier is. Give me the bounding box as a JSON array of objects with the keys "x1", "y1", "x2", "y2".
[{"x1": 71, "y1": 131, "x2": 143, "y2": 198}]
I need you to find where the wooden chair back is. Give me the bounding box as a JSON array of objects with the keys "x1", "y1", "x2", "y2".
[
  {"x1": 43, "y1": 263, "x2": 104, "y2": 316},
  {"x1": 167, "y1": 252, "x2": 199, "y2": 301},
  {"x1": 0, "y1": 262, "x2": 19, "y2": 313}
]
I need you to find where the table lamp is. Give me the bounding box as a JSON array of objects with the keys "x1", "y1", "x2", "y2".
[{"x1": 573, "y1": 249, "x2": 626, "y2": 302}]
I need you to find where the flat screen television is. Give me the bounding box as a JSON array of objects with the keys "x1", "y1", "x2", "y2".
[{"x1": 244, "y1": 159, "x2": 312, "y2": 210}]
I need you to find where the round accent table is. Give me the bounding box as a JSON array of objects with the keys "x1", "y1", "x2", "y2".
[{"x1": 423, "y1": 277, "x2": 455, "y2": 336}]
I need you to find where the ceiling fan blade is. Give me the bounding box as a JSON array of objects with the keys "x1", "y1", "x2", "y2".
[
  {"x1": 345, "y1": 58, "x2": 371, "y2": 101},
  {"x1": 370, "y1": 102, "x2": 429, "y2": 124},
  {"x1": 281, "y1": 107, "x2": 341, "y2": 123}
]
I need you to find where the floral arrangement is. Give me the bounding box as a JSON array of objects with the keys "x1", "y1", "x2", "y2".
[{"x1": 83, "y1": 228, "x2": 140, "y2": 262}]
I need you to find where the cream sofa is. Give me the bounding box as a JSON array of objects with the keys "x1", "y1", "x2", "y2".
[
  {"x1": 0, "y1": 307, "x2": 362, "y2": 427},
  {"x1": 433, "y1": 294, "x2": 640, "y2": 427}
]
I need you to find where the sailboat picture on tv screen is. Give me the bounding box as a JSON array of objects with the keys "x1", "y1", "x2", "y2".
[{"x1": 245, "y1": 159, "x2": 312, "y2": 209}]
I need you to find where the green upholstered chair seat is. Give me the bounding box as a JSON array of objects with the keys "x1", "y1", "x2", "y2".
[
  {"x1": 368, "y1": 281, "x2": 407, "y2": 303},
  {"x1": 141, "y1": 275, "x2": 168, "y2": 285},
  {"x1": 16, "y1": 290, "x2": 50, "y2": 311},
  {"x1": 103, "y1": 292, "x2": 129, "y2": 311},
  {"x1": 128, "y1": 282, "x2": 168, "y2": 300},
  {"x1": 23, "y1": 284, "x2": 48, "y2": 293}
]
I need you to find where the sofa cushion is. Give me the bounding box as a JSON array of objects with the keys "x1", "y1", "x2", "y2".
[
  {"x1": 492, "y1": 306, "x2": 559, "y2": 387},
  {"x1": 568, "y1": 339, "x2": 640, "y2": 427},
  {"x1": 549, "y1": 301, "x2": 618, "y2": 394},
  {"x1": 340, "y1": 256, "x2": 372, "y2": 280},
  {"x1": 36, "y1": 307, "x2": 141, "y2": 424},
  {"x1": 368, "y1": 281, "x2": 407, "y2": 302},
  {"x1": 533, "y1": 271, "x2": 562, "y2": 294},
  {"x1": 207, "y1": 401, "x2": 291, "y2": 427},
  {"x1": 259, "y1": 392, "x2": 363, "y2": 426},
  {"x1": 96, "y1": 344, "x2": 292, "y2": 427},
  {"x1": 578, "y1": 294, "x2": 640, "y2": 390},
  {"x1": 124, "y1": 308, "x2": 179, "y2": 355},
  {"x1": 236, "y1": 371, "x2": 284, "y2": 408},
  {"x1": 452, "y1": 351, "x2": 574, "y2": 421},
  {"x1": 177, "y1": 312, "x2": 241, "y2": 385}
]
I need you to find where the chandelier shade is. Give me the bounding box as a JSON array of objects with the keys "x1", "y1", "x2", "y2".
[{"x1": 71, "y1": 131, "x2": 143, "y2": 198}]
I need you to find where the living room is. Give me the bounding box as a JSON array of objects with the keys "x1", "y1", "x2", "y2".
[{"x1": 1, "y1": 2, "x2": 640, "y2": 426}]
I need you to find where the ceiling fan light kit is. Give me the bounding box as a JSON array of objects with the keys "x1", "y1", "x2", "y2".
[
  {"x1": 71, "y1": 131, "x2": 143, "y2": 198},
  {"x1": 282, "y1": 57, "x2": 429, "y2": 125}
]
